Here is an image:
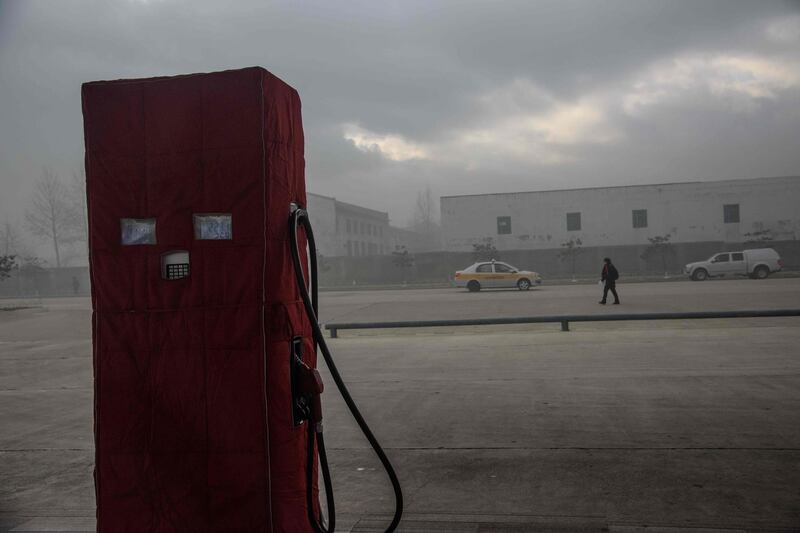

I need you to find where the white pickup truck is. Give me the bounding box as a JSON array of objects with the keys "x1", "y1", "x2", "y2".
[{"x1": 684, "y1": 248, "x2": 783, "y2": 281}]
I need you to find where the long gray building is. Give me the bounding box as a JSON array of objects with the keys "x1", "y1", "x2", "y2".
[{"x1": 441, "y1": 176, "x2": 800, "y2": 252}]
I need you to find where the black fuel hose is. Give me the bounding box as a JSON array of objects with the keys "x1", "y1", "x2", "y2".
[
  {"x1": 306, "y1": 421, "x2": 334, "y2": 532},
  {"x1": 289, "y1": 207, "x2": 404, "y2": 533}
]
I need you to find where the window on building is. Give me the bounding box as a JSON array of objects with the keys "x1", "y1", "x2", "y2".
[
  {"x1": 632, "y1": 209, "x2": 648, "y2": 229},
  {"x1": 346, "y1": 240, "x2": 352, "y2": 256},
  {"x1": 346, "y1": 219, "x2": 351, "y2": 233},
  {"x1": 724, "y1": 204, "x2": 740, "y2": 224},
  {"x1": 360, "y1": 241, "x2": 366, "y2": 255},
  {"x1": 360, "y1": 222, "x2": 365, "y2": 235},
  {"x1": 497, "y1": 216, "x2": 512, "y2": 235},
  {"x1": 566, "y1": 212, "x2": 581, "y2": 231}
]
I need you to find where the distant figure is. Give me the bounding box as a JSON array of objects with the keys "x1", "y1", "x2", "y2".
[
  {"x1": 599, "y1": 257, "x2": 620, "y2": 305},
  {"x1": 72, "y1": 276, "x2": 80, "y2": 296}
]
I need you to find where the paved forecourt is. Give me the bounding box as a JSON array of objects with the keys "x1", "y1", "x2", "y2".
[
  {"x1": 317, "y1": 277, "x2": 800, "y2": 325},
  {"x1": 319, "y1": 321, "x2": 800, "y2": 531},
  {"x1": 1, "y1": 279, "x2": 799, "y2": 531}
]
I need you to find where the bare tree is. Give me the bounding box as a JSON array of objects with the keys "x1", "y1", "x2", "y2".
[
  {"x1": 412, "y1": 186, "x2": 438, "y2": 232},
  {"x1": 472, "y1": 237, "x2": 499, "y2": 261},
  {"x1": 410, "y1": 185, "x2": 441, "y2": 250},
  {"x1": 0, "y1": 255, "x2": 16, "y2": 282},
  {"x1": 558, "y1": 237, "x2": 583, "y2": 281},
  {"x1": 25, "y1": 169, "x2": 78, "y2": 268},
  {"x1": 68, "y1": 168, "x2": 89, "y2": 250},
  {"x1": 1, "y1": 220, "x2": 24, "y2": 257},
  {"x1": 640, "y1": 234, "x2": 675, "y2": 277},
  {"x1": 391, "y1": 245, "x2": 415, "y2": 284}
]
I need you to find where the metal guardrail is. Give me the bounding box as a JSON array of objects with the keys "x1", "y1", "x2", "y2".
[{"x1": 325, "y1": 309, "x2": 800, "y2": 337}]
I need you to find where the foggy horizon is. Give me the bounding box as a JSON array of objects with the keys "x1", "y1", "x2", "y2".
[
  {"x1": 2, "y1": 0, "x2": 800, "y2": 262},
  {"x1": 3, "y1": 4, "x2": 800, "y2": 532}
]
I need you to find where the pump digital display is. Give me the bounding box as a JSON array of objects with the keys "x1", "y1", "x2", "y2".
[
  {"x1": 120, "y1": 218, "x2": 156, "y2": 245},
  {"x1": 193, "y1": 214, "x2": 232, "y2": 240}
]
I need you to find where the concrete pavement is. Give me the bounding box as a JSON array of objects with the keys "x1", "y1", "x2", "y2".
[
  {"x1": 316, "y1": 278, "x2": 800, "y2": 324},
  {"x1": 1, "y1": 280, "x2": 799, "y2": 531},
  {"x1": 318, "y1": 324, "x2": 800, "y2": 531}
]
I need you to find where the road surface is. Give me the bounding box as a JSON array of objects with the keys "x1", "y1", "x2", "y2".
[{"x1": 2, "y1": 279, "x2": 799, "y2": 531}]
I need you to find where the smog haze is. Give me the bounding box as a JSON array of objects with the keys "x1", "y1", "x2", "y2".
[{"x1": 1, "y1": 0, "x2": 799, "y2": 260}]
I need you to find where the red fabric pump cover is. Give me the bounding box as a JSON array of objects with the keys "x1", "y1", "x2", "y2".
[{"x1": 82, "y1": 67, "x2": 318, "y2": 532}]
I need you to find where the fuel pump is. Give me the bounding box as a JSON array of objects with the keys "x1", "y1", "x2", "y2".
[
  {"x1": 288, "y1": 206, "x2": 403, "y2": 533},
  {"x1": 83, "y1": 66, "x2": 401, "y2": 532}
]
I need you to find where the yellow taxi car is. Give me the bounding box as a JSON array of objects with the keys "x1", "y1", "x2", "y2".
[{"x1": 455, "y1": 260, "x2": 543, "y2": 292}]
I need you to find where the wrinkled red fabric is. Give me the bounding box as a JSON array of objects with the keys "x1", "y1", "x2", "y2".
[{"x1": 82, "y1": 67, "x2": 317, "y2": 532}]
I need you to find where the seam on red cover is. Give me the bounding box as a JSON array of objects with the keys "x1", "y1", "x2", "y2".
[
  {"x1": 200, "y1": 77, "x2": 211, "y2": 527},
  {"x1": 141, "y1": 84, "x2": 149, "y2": 240},
  {"x1": 260, "y1": 70, "x2": 274, "y2": 533},
  {"x1": 82, "y1": 85, "x2": 103, "y2": 531}
]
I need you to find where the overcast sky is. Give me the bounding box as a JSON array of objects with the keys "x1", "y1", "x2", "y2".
[{"x1": 1, "y1": 0, "x2": 800, "y2": 232}]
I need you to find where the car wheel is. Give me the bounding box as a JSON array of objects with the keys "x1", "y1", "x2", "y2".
[
  {"x1": 517, "y1": 278, "x2": 531, "y2": 291},
  {"x1": 754, "y1": 266, "x2": 769, "y2": 279},
  {"x1": 467, "y1": 280, "x2": 481, "y2": 292},
  {"x1": 692, "y1": 268, "x2": 708, "y2": 281}
]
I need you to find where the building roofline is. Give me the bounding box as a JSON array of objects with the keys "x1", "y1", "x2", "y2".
[
  {"x1": 440, "y1": 175, "x2": 800, "y2": 200},
  {"x1": 307, "y1": 191, "x2": 389, "y2": 219},
  {"x1": 334, "y1": 199, "x2": 390, "y2": 220},
  {"x1": 307, "y1": 191, "x2": 336, "y2": 202}
]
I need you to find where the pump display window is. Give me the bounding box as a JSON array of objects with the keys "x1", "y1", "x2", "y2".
[
  {"x1": 120, "y1": 218, "x2": 156, "y2": 245},
  {"x1": 194, "y1": 213, "x2": 233, "y2": 240}
]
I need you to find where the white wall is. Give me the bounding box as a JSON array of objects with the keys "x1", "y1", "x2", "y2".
[
  {"x1": 441, "y1": 177, "x2": 800, "y2": 251},
  {"x1": 307, "y1": 193, "x2": 393, "y2": 257},
  {"x1": 338, "y1": 210, "x2": 389, "y2": 257},
  {"x1": 306, "y1": 193, "x2": 340, "y2": 258}
]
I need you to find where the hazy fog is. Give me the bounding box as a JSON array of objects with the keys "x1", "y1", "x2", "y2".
[{"x1": 1, "y1": 0, "x2": 799, "y2": 238}]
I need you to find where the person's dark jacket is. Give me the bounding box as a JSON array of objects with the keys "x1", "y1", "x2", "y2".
[{"x1": 601, "y1": 263, "x2": 619, "y2": 282}]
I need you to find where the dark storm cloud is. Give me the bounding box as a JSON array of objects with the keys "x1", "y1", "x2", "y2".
[{"x1": 1, "y1": 0, "x2": 799, "y2": 227}]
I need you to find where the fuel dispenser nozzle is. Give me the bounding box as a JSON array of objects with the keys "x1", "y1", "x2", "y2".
[{"x1": 295, "y1": 356, "x2": 324, "y2": 424}]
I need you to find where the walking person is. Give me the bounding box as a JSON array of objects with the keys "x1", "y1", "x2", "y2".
[{"x1": 599, "y1": 257, "x2": 620, "y2": 305}]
